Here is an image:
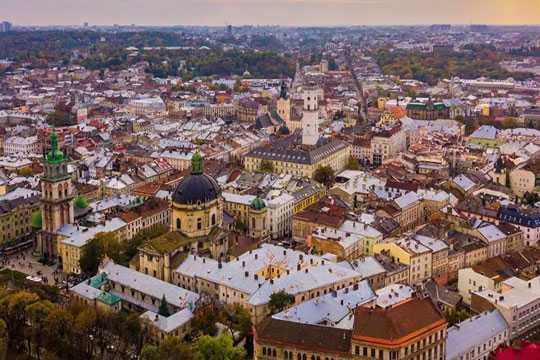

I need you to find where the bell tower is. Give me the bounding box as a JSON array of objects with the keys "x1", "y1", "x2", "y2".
[
  {"x1": 301, "y1": 86, "x2": 320, "y2": 146},
  {"x1": 37, "y1": 129, "x2": 75, "y2": 258}
]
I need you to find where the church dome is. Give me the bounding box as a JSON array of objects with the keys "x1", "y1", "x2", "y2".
[{"x1": 172, "y1": 153, "x2": 221, "y2": 206}]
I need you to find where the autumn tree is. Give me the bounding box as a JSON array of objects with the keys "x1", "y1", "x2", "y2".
[
  {"x1": 313, "y1": 166, "x2": 336, "y2": 188},
  {"x1": 268, "y1": 290, "x2": 295, "y2": 314}
]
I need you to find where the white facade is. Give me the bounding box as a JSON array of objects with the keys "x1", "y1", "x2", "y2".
[
  {"x1": 301, "y1": 87, "x2": 320, "y2": 146},
  {"x1": 4, "y1": 136, "x2": 41, "y2": 156},
  {"x1": 266, "y1": 192, "x2": 295, "y2": 239}
]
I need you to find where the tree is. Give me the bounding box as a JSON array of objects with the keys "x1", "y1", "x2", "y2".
[
  {"x1": 191, "y1": 303, "x2": 220, "y2": 336},
  {"x1": 79, "y1": 237, "x2": 104, "y2": 276},
  {"x1": 313, "y1": 166, "x2": 336, "y2": 188},
  {"x1": 221, "y1": 305, "x2": 252, "y2": 342},
  {"x1": 140, "y1": 344, "x2": 160, "y2": 360},
  {"x1": 74, "y1": 196, "x2": 89, "y2": 209},
  {"x1": 16, "y1": 167, "x2": 33, "y2": 177},
  {"x1": 347, "y1": 157, "x2": 360, "y2": 170},
  {"x1": 193, "y1": 334, "x2": 246, "y2": 360},
  {"x1": 268, "y1": 290, "x2": 295, "y2": 314},
  {"x1": 259, "y1": 160, "x2": 274, "y2": 173},
  {"x1": 158, "y1": 295, "x2": 170, "y2": 317},
  {"x1": 158, "y1": 337, "x2": 193, "y2": 360},
  {"x1": 31, "y1": 211, "x2": 43, "y2": 230},
  {"x1": 443, "y1": 307, "x2": 470, "y2": 326},
  {"x1": 79, "y1": 232, "x2": 122, "y2": 276},
  {"x1": 0, "y1": 319, "x2": 7, "y2": 360},
  {"x1": 25, "y1": 300, "x2": 55, "y2": 360}
]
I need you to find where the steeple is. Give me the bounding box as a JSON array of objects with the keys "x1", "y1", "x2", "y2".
[
  {"x1": 46, "y1": 129, "x2": 65, "y2": 164},
  {"x1": 191, "y1": 152, "x2": 203, "y2": 175}
]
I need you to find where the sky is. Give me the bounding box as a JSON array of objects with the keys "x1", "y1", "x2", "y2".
[{"x1": 3, "y1": 0, "x2": 540, "y2": 27}]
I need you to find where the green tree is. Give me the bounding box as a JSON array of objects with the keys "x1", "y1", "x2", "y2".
[
  {"x1": 259, "y1": 160, "x2": 274, "y2": 173},
  {"x1": 158, "y1": 337, "x2": 193, "y2": 360},
  {"x1": 140, "y1": 344, "x2": 160, "y2": 360},
  {"x1": 79, "y1": 237, "x2": 104, "y2": 276},
  {"x1": 268, "y1": 290, "x2": 295, "y2": 314},
  {"x1": 158, "y1": 295, "x2": 170, "y2": 317},
  {"x1": 193, "y1": 334, "x2": 246, "y2": 360},
  {"x1": 313, "y1": 166, "x2": 336, "y2": 188},
  {"x1": 74, "y1": 196, "x2": 89, "y2": 209},
  {"x1": 31, "y1": 211, "x2": 43, "y2": 230}
]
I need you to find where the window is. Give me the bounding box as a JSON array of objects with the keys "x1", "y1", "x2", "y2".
[
  {"x1": 197, "y1": 218, "x2": 202, "y2": 230},
  {"x1": 176, "y1": 218, "x2": 181, "y2": 230},
  {"x1": 211, "y1": 213, "x2": 216, "y2": 226}
]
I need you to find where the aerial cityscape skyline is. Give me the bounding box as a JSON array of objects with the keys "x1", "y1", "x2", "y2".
[{"x1": 3, "y1": 0, "x2": 540, "y2": 27}]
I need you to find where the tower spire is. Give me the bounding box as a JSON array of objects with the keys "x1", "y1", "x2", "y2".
[{"x1": 191, "y1": 152, "x2": 203, "y2": 175}]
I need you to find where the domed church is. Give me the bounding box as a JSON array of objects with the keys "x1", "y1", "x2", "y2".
[
  {"x1": 171, "y1": 152, "x2": 224, "y2": 238},
  {"x1": 137, "y1": 153, "x2": 229, "y2": 282}
]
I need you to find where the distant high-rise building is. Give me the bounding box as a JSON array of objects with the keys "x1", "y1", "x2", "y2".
[
  {"x1": 83, "y1": 22, "x2": 89, "y2": 27},
  {"x1": 227, "y1": 24, "x2": 233, "y2": 35},
  {"x1": 0, "y1": 21, "x2": 12, "y2": 33}
]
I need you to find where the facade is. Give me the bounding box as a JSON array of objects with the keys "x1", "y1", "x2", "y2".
[
  {"x1": 302, "y1": 86, "x2": 320, "y2": 146},
  {"x1": 0, "y1": 195, "x2": 40, "y2": 245},
  {"x1": 3, "y1": 135, "x2": 41, "y2": 156},
  {"x1": 245, "y1": 139, "x2": 350, "y2": 178},
  {"x1": 406, "y1": 100, "x2": 450, "y2": 120},
  {"x1": 128, "y1": 97, "x2": 166, "y2": 116},
  {"x1": 446, "y1": 310, "x2": 509, "y2": 360},
  {"x1": 253, "y1": 297, "x2": 447, "y2": 360},
  {"x1": 37, "y1": 130, "x2": 75, "y2": 258},
  {"x1": 118, "y1": 198, "x2": 170, "y2": 240},
  {"x1": 70, "y1": 260, "x2": 199, "y2": 342},
  {"x1": 471, "y1": 275, "x2": 540, "y2": 339}
]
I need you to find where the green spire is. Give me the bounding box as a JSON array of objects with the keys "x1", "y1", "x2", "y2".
[
  {"x1": 46, "y1": 129, "x2": 65, "y2": 164},
  {"x1": 191, "y1": 152, "x2": 203, "y2": 175}
]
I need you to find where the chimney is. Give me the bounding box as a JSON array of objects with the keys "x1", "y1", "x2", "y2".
[
  {"x1": 242, "y1": 261, "x2": 245, "y2": 268},
  {"x1": 218, "y1": 261, "x2": 222, "y2": 269},
  {"x1": 255, "y1": 254, "x2": 258, "y2": 260},
  {"x1": 254, "y1": 274, "x2": 258, "y2": 280},
  {"x1": 297, "y1": 264, "x2": 301, "y2": 271},
  {"x1": 270, "y1": 279, "x2": 274, "y2": 285},
  {"x1": 245, "y1": 271, "x2": 249, "y2": 278}
]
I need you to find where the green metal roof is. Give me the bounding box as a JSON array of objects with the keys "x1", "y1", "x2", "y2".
[{"x1": 97, "y1": 291, "x2": 121, "y2": 306}]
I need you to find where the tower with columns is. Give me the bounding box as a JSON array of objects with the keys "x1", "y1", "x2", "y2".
[{"x1": 37, "y1": 129, "x2": 75, "y2": 259}]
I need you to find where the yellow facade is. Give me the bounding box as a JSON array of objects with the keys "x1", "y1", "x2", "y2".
[
  {"x1": 171, "y1": 198, "x2": 223, "y2": 237},
  {"x1": 244, "y1": 144, "x2": 351, "y2": 178}
]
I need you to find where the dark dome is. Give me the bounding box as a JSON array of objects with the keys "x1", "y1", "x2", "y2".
[{"x1": 172, "y1": 174, "x2": 221, "y2": 205}]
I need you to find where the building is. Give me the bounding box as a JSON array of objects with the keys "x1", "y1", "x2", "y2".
[
  {"x1": 70, "y1": 259, "x2": 199, "y2": 341},
  {"x1": 276, "y1": 81, "x2": 291, "y2": 125},
  {"x1": 128, "y1": 97, "x2": 166, "y2": 116},
  {"x1": 471, "y1": 275, "x2": 540, "y2": 339},
  {"x1": 508, "y1": 159, "x2": 540, "y2": 197},
  {"x1": 498, "y1": 206, "x2": 540, "y2": 247},
  {"x1": 457, "y1": 256, "x2": 514, "y2": 305},
  {"x1": 245, "y1": 136, "x2": 350, "y2": 178},
  {"x1": 253, "y1": 297, "x2": 447, "y2": 360},
  {"x1": 3, "y1": 136, "x2": 41, "y2": 156},
  {"x1": 36, "y1": 130, "x2": 75, "y2": 258},
  {"x1": 351, "y1": 298, "x2": 447, "y2": 360},
  {"x1": 302, "y1": 85, "x2": 320, "y2": 146},
  {"x1": 406, "y1": 99, "x2": 450, "y2": 120},
  {"x1": 58, "y1": 218, "x2": 127, "y2": 274},
  {"x1": 174, "y1": 244, "x2": 362, "y2": 324},
  {"x1": 137, "y1": 153, "x2": 228, "y2": 282},
  {"x1": 117, "y1": 197, "x2": 170, "y2": 240},
  {"x1": 222, "y1": 192, "x2": 270, "y2": 241},
  {"x1": 446, "y1": 310, "x2": 509, "y2": 360},
  {"x1": 0, "y1": 194, "x2": 40, "y2": 245},
  {"x1": 373, "y1": 237, "x2": 432, "y2": 285}
]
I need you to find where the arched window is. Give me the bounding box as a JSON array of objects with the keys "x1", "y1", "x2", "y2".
[
  {"x1": 211, "y1": 213, "x2": 216, "y2": 226},
  {"x1": 197, "y1": 218, "x2": 202, "y2": 230},
  {"x1": 176, "y1": 218, "x2": 181, "y2": 230},
  {"x1": 273, "y1": 349, "x2": 277, "y2": 357},
  {"x1": 262, "y1": 347, "x2": 267, "y2": 356}
]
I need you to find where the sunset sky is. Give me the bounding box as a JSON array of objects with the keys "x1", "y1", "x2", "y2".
[{"x1": 3, "y1": 0, "x2": 540, "y2": 26}]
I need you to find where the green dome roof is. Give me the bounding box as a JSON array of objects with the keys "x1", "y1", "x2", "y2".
[{"x1": 251, "y1": 197, "x2": 266, "y2": 210}]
